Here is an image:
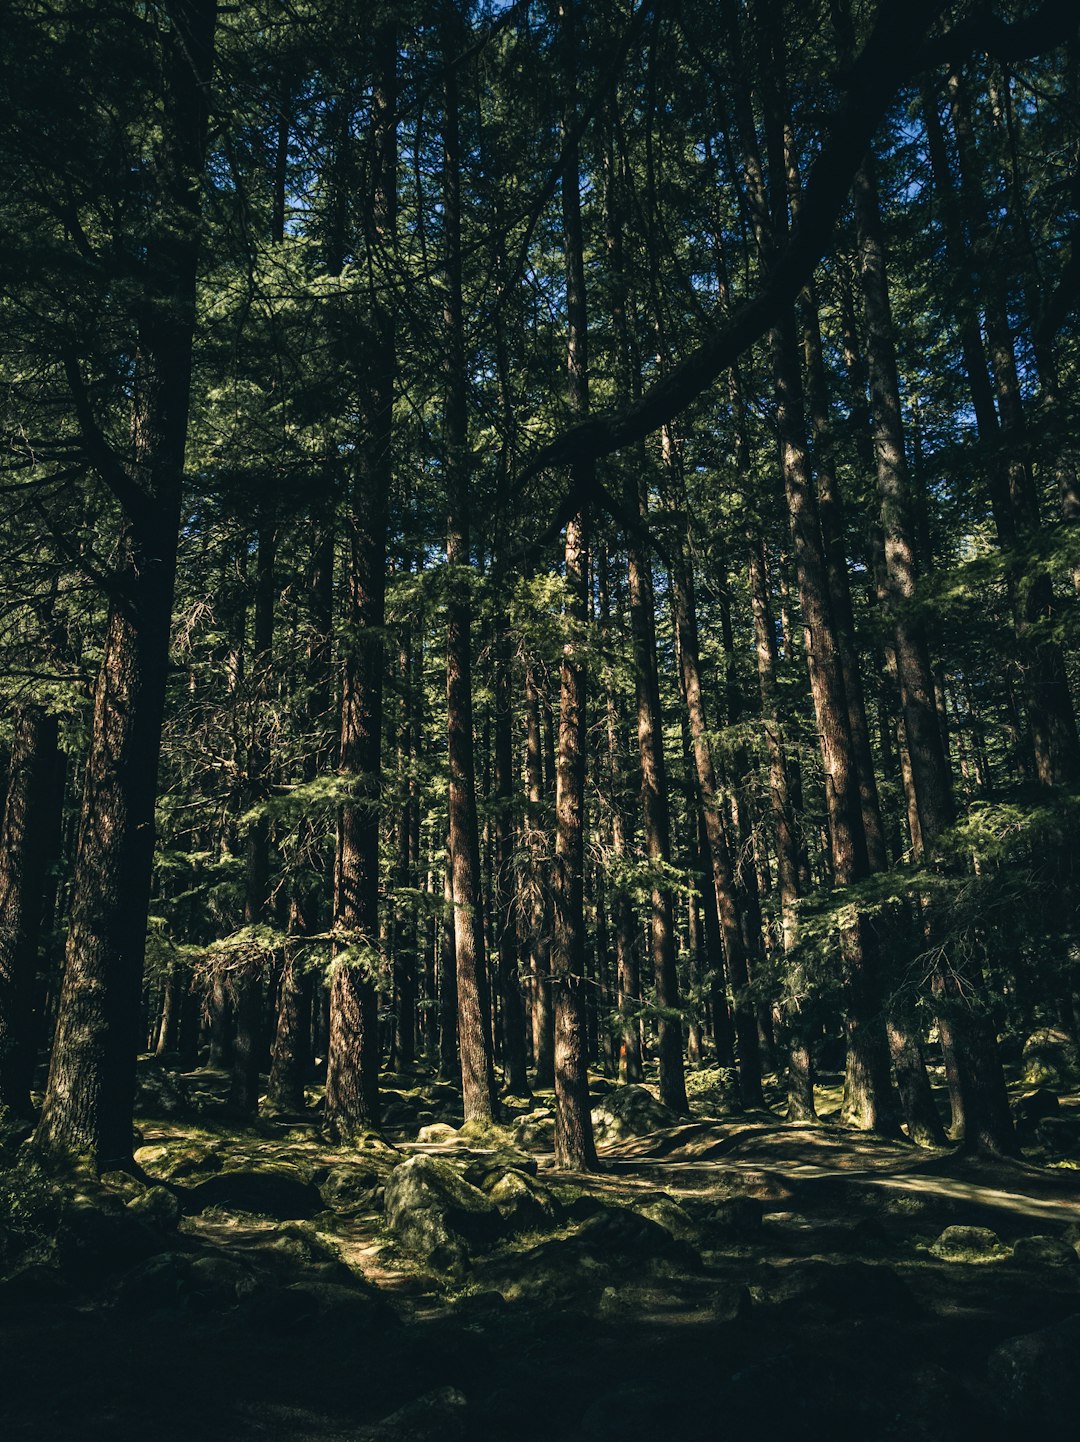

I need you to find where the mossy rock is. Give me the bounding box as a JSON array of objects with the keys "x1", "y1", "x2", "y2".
[
  {"x1": 416, "y1": 1123, "x2": 461, "y2": 1145},
  {"x1": 126, "y1": 1185, "x2": 181, "y2": 1232},
  {"x1": 590, "y1": 1085, "x2": 678, "y2": 1145},
  {"x1": 1011, "y1": 1235, "x2": 1079, "y2": 1267},
  {"x1": 185, "y1": 1165, "x2": 323, "y2": 1220},
  {"x1": 488, "y1": 1171, "x2": 557, "y2": 1233},
  {"x1": 988, "y1": 1314, "x2": 1080, "y2": 1440},
  {"x1": 244, "y1": 1278, "x2": 391, "y2": 1334},
  {"x1": 56, "y1": 1192, "x2": 164, "y2": 1272},
  {"x1": 383, "y1": 1154, "x2": 503, "y2": 1268},
  {"x1": 512, "y1": 1112, "x2": 555, "y2": 1150},
  {"x1": 1034, "y1": 1116, "x2": 1080, "y2": 1160},
  {"x1": 1022, "y1": 1029, "x2": 1080, "y2": 1089},
  {"x1": 319, "y1": 1162, "x2": 383, "y2": 1216},
  {"x1": 632, "y1": 1193, "x2": 699, "y2": 1244},
  {"x1": 929, "y1": 1225, "x2": 1011, "y2": 1264},
  {"x1": 114, "y1": 1251, "x2": 193, "y2": 1311},
  {"x1": 134, "y1": 1138, "x2": 225, "y2": 1183},
  {"x1": 353, "y1": 1386, "x2": 467, "y2": 1442}
]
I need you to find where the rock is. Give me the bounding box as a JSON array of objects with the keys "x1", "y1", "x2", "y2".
[
  {"x1": 512, "y1": 1113, "x2": 555, "y2": 1150},
  {"x1": 573, "y1": 1205, "x2": 697, "y2": 1265},
  {"x1": 1014, "y1": 1087, "x2": 1060, "y2": 1127},
  {"x1": 114, "y1": 1252, "x2": 192, "y2": 1311},
  {"x1": 382, "y1": 1155, "x2": 502, "y2": 1267},
  {"x1": 796, "y1": 1260, "x2": 917, "y2": 1318},
  {"x1": 185, "y1": 1166, "x2": 323, "y2": 1219},
  {"x1": 416, "y1": 1122, "x2": 460, "y2": 1145},
  {"x1": 929, "y1": 1225, "x2": 1010, "y2": 1263},
  {"x1": 633, "y1": 1193, "x2": 699, "y2": 1244},
  {"x1": 187, "y1": 1253, "x2": 257, "y2": 1308},
  {"x1": 126, "y1": 1185, "x2": 181, "y2": 1232},
  {"x1": 488, "y1": 1171, "x2": 556, "y2": 1233},
  {"x1": 1034, "y1": 1115, "x2": 1080, "y2": 1160},
  {"x1": 577, "y1": 1385, "x2": 671, "y2": 1442},
  {"x1": 57, "y1": 1194, "x2": 163, "y2": 1271},
  {"x1": 246, "y1": 1279, "x2": 390, "y2": 1333},
  {"x1": 319, "y1": 1164, "x2": 382, "y2": 1216},
  {"x1": 381, "y1": 1099, "x2": 419, "y2": 1128},
  {"x1": 1011, "y1": 1235, "x2": 1079, "y2": 1266},
  {"x1": 134, "y1": 1065, "x2": 192, "y2": 1118},
  {"x1": 134, "y1": 1138, "x2": 225, "y2": 1183},
  {"x1": 462, "y1": 1148, "x2": 538, "y2": 1189},
  {"x1": 719, "y1": 1340, "x2": 986, "y2": 1442},
  {"x1": 704, "y1": 1195, "x2": 764, "y2": 1237},
  {"x1": 988, "y1": 1313, "x2": 1080, "y2": 1439},
  {"x1": 354, "y1": 1386, "x2": 467, "y2": 1442},
  {"x1": 1022, "y1": 1029, "x2": 1080, "y2": 1089},
  {"x1": 590, "y1": 1085, "x2": 678, "y2": 1145}
]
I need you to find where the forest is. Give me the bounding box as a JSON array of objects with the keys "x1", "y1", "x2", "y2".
[{"x1": 1, "y1": 0, "x2": 1079, "y2": 1437}]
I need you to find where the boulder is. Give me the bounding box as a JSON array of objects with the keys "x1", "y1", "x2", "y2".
[
  {"x1": 134, "y1": 1065, "x2": 192, "y2": 1118},
  {"x1": 1013, "y1": 1087, "x2": 1060, "y2": 1127},
  {"x1": 633, "y1": 1193, "x2": 699, "y2": 1244},
  {"x1": 794, "y1": 1260, "x2": 917, "y2": 1319},
  {"x1": 56, "y1": 1193, "x2": 163, "y2": 1272},
  {"x1": 1034, "y1": 1115, "x2": 1080, "y2": 1160},
  {"x1": 704, "y1": 1195, "x2": 764, "y2": 1237},
  {"x1": 929, "y1": 1225, "x2": 1010, "y2": 1263},
  {"x1": 488, "y1": 1171, "x2": 556, "y2": 1233},
  {"x1": 1022, "y1": 1029, "x2": 1080, "y2": 1089},
  {"x1": 126, "y1": 1185, "x2": 181, "y2": 1232},
  {"x1": 1011, "y1": 1235, "x2": 1079, "y2": 1267},
  {"x1": 573, "y1": 1205, "x2": 697, "y2": 1265},
  {"x1": 187, "y1": 1253, "x2": 258, "y2": 1308},
  {"x1": 590, "y1": 1085, "x2": 678, "y2": 1145},
  {"x1": 354, "y1": 1386, "x2": 467, "y2": 1442},
  {"x1": 988, "y1": 1313, "x2": 1080, "y2": 1439},
  {"x1": 114, "y1": 1252, "x2": 192, "y2": 1311},
  {"x1": 319, "y1": 1163, "x2": 383, "y2": 1216},
  {"x1": 382, "y1": 1155, "x2": 502, "y2": 1267},
  {"x1": 416, "y1": 1122, "x2": 460, "y2": 1145},
  {"x1": 245, "y1": 1279, "x2": 389, "y2": 1333},
  {"x1": 576, "y1": 1386, "x2": 673, "y2": 1442},
  {"x1": 185, "y1": 1166, "x2": 323, "y2": 1219},
  {"x1": 462, "y1": 1148, "x2": 538, "y2": 1189},
  {"x1": 512, "y1": 1113, "x2": 555, "y2": 1150},
  {"x1": 134, "y1": 1138, "x2": 225, "y2": 1183}
]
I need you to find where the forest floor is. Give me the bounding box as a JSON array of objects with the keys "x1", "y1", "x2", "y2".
[{"x1": 2, "y1": 1061, "x2": 1079, "y2": 1442}]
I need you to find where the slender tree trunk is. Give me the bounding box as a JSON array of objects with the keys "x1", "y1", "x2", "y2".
[
  {"x1": 442, "y1": 21, "x2": 497, "y2": 1123},
  {"x1": 524, "y1": 666, "x2": 556, "y2": 1087},
  {"x1": 325, "y1": 25, "x2": 397, "y2": 1140},
  {"x1": 551, "y1": 0, "x2": 597, "y2": 1170}
]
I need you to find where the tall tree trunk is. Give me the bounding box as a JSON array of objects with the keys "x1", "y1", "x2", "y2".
[
  {"x1": 442, "y1": 16, "x2": 497, "y2": 1123},
  {"x1": 0, "y1": 705, "x2": 63, "y2": 1116},
  {"x1": 551, "y1": 0, "x2": 597, "y2": 1170},
  {"x1": 524, "y1": 666, "x2": 556, "y2": 1087},
  {"x1": 494, "y1": 624, "x2": 528, "y2": 1094},
  {"x1": 35, "y1": 0, "x2": 217, "y2": 1168},
  {"x1": 325, "y1": 25, "x2": 397, "y2": 1139}
]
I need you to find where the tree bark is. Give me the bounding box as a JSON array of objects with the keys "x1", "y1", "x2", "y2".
[{"x1": 35, "y1": 0, "x2": 217, "y2": 1168}]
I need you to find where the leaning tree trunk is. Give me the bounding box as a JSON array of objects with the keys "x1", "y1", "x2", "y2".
[{"x1": 35, "y1": 0, "x2": 217, "y2": 1169}]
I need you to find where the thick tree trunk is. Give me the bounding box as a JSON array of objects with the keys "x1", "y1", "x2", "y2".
[
  {"x1": 35, "y1": 0, "x2": 217, "y2": 1168},
  {"x1": 0, "y1": 705, "x2": 63, "y2": 1116}
]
